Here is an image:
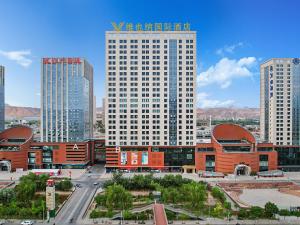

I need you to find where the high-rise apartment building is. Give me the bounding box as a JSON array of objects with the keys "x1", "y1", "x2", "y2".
[
  {"x1": 105, "y1": 24, "x2": 196, "y2": 147},
  {"x1": 260, "y1": 58, "x2": 300, "y2": 145},
  {"x1": 41, "y1": 57, "x2": 94, "y2": 142},
  {"x1": 0, "y1": 65, "x2": 4, "y2": 132}
]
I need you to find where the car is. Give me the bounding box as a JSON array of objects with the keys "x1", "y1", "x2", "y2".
[
  {"x1": 21, "y1": 221, "x2": 34, "y2": 225},
  {"x1": 88, "y1": 170, "x2": 92, "y2": 173},
  {"x1": 93, "y1": 182, "x2": 99, "y2": 185},
  {"x1": 0, "y1": 220, "x2": 5, "y2": 225}
]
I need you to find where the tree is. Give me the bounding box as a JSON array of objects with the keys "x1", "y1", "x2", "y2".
[
  {"x1": 105, "y1": 184, "x2": 132, "y2": 210},
  {"x1": 19, "y1": 173, "x2": 49, "y2": 191},
  {"x1": 0, "y1": 188, "x2": 15, "y2": 205},
  {"x1": 181, "y1": 182, "x2": 207, "y2": 210},
  {"x1": 56, "y1": 179, "x2": 73, "y2": 191},
  {"x1": 249, "y1": 206, "x2": 264, "y2": 219},
  {"x1": 264, "y1": 202, "x2": 279, "y2": 218},
  {"x1": 279, "y1": 209, "x2": 290, "y2": 217},
  {"x1": 95, "y1": 194, "x2": 107, "y2": 207},
  {"x1": 95, "y1": 120, "x2": 105, "y2": 133},
  {"x1": 15, "y1": 182, "x2": 36, "y2": 205},
  {"x1": 162, "y1": 187, "x2": 181, "y2": 204},
  {"x1": 211, "y1": 202, "x2": 224, "y2": 218},
  {"x1": 237, "y1": 208, "x2": 249, "y2": 220},
  {"x1": 211, "y1": 187, "x2": 226, "y2": 203}
]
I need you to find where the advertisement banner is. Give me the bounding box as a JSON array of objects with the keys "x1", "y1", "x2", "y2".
[
  {"x1": 131, "y1": 152, "x2": 138, "y2": 165},
  {"x1": 121, "y1": 152, "x2": 127, "y2": 165},
  {"x1": 142, "y1": 152, "x2": 148, "y2": 165}
]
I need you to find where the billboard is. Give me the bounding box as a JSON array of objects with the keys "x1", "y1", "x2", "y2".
[
  {"x1": 131, "y1": 152, "x2": 138, "y2": 165},
  {"x1": 142, "y1": 152, "x2": 148, "y2": 165},
  {"x1": 121, "y1": 152, "x2": 127, "y2": 165}
]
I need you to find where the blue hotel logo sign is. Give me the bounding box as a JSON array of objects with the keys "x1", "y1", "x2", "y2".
[
  {"x1": 293, "y1": 58, "x2": 300, "y2": 65},
  {"x1": 112, "y1": 22, "x2": 191, "y2": 32}
]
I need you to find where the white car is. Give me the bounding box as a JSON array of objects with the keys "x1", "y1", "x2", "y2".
[{"x1": 21, "y1": 221, "x2": 34, "y2": 225}]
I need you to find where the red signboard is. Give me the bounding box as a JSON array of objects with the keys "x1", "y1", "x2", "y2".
[{"x1": 43, "y1": 58, "x2": 81, "y2": 64}]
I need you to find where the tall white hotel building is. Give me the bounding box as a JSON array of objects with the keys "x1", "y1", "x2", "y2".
[
  {"x1": 260, "y1": 58, "x2": 300, "y2": 145},
  {"x1": 105, "y1": 25, "x2": 196, "y2": 147}
]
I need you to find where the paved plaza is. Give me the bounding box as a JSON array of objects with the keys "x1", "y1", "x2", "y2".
[{"x1": 240, "y1": 188, "x2": 300, "y2": 209}]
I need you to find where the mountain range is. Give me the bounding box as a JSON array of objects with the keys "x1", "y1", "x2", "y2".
[{"x1": 5, "y1": 104, "x2": 260, "y2": 120}]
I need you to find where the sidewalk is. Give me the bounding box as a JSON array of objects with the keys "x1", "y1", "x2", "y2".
[{"x1": 0, "y1": 169, "x2": 86, "y2": 181}]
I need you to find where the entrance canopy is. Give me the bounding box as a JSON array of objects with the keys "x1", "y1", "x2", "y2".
[
  {"x1": 234, "y1": 164, "x2": 251, "y2": 176},
  {"x1": 0, "y1": 160, "x2": 11, "y2": 172}
]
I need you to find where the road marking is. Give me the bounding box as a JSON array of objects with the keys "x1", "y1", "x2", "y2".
[
  {"x1": 56, "y1": 188, "x2": 89, "y2": 223},
  {"x1": 66, "y1": 188, "x2": 89, "y2": 222}
]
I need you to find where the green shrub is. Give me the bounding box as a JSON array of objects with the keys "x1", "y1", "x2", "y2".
[
  {"x1": 56, "y1": 179, "x2": 73, "y2": 191},
  {"x1": 279, "y1": 209, "x2": 290, "y2": 217},
  {"x1": 211, "y1": 187, "x2": 226, "y2": 203},
  {"x1": 237, "y1": 208, "x2": 249, "y2": 220},
  {"x1": 249, "y1": 206, "x2": 264, "y2": 219},
  {"x1": 264, "y1": 202, "x2": 279, "y2": 218},
  {"x1": 177, "y1": 213, "x2": 190, "y2": 220},
  {"x1": 166, "y1": 210, "x2": 177, "y2": 220}
]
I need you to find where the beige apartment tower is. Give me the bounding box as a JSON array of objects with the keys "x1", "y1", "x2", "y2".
[
  {"x1": 105, "y1": 28, "x2": 196, "y2": 147},
  {"x1": 260, "y1": 58, "x2": 300, "y2": 145}
]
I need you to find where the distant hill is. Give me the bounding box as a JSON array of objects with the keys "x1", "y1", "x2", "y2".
[
  {"x1": 5, "y1": 104, "x2": 40, "y2": 120},
  {"x1": 197, "y1": 107, "x2": 260, "y2": 120},
  {"x1": 5, "y1": 105, "x2": 260, "y2": 121}
]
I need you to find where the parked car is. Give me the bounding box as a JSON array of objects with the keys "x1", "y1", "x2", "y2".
[
  {"x1": 93, "y1": 182, "x2": 99, "y2": 185},
  {"x1": 0, "y1": 220, "x2": 5, "y2": 225},
  {"x1": 21, "y1": 221, "x2": 34, "y2": 225}
]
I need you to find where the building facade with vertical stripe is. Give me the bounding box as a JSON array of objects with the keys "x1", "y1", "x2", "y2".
[
  {"x1": 260, "y1": 58, "x2": 300, "y2": 145},
  {"x1": 0, "y1": 65, "x2": 4, "y2": 132},
  {"x1": 41, "y1": 58, "x2": 94, "y2": 142}
]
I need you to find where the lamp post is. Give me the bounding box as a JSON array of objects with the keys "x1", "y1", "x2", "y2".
[{"x1": 42, "y1": 202, "x2": 44, "y2": 221}]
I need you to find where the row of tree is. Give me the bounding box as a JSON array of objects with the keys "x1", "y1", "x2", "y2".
[
  {"x1": 95, "y1": 184, "x2": 133, "y2": 210},
  {"x1": 0, "y1": 173, "x2": 73, "y2": 219},
  {"x1": 238, "y1": 202, "x2": 279, "y2": 219},
  {"x1": 104, "y1": 173, "x2": 192, "y2": 190},
  {"x1": 162, "y1": 182, "x2": 207, "y2": 210}
]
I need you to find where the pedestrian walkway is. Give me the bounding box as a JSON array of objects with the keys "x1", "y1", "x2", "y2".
[{"x1": 153, "y1": 203, "x2": 168, "y2": 225}]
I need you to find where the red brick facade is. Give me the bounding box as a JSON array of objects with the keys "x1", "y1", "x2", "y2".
[
  {"x1": 196, "y1": 124, "x2": 278, "y2": 173},
  {"x1": 0, "y1": 126, "x2": 99, "y2": 171},
  {"x1": 0, "y1": 124, "x2": 285, "y2": 173}
]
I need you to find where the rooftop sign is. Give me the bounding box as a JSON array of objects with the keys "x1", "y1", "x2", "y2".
[
  {"x1": 43, "y1": 58, "x2": 81, "y2": 64},
  {"x1": 111, "y1": 22, "x2": 191, "y2": 32}
]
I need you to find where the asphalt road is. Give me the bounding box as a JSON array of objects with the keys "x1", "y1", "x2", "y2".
[
  {"x1": 53, "y1": 164, "x2": 105, "y2": 225},
  {"x1": 1, "y1": 165, "x2": 105, "y2": 225}
]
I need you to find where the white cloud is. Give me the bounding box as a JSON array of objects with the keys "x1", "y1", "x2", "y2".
[
  {"x1": 197, "y1": 57, "x2": 256, "y2": 88},
  {"x1": 216, "y1": 42, "x2": 244, "y2": 56},
  {"x1": 197, "y1": 92, "x2": 234, "y2": 108},
  {"x1": 0, "y1": 50, "x2": 32, "y2": 67}
]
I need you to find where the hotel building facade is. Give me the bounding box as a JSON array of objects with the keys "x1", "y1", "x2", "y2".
[
  {"x1": 0, "y1": 65, "x2": 4, "y2": 132},
  {"x1": 105, "y1": 29, "x2": 196, "y2": 147},
  {"x1": 40, "y1": 57, "x2": 94, "y2": 142},
  {"x1": 260, "y1": 58, "x2": 300, "y2": 145}
]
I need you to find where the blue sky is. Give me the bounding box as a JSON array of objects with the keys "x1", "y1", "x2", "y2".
[{"x1": 0, "y1": 0, "x2": 299, "y2": 108}]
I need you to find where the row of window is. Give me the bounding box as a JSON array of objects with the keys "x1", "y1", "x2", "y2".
[{"x1": 108, "y1": 39, "x2": 194, "y2": 44}]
